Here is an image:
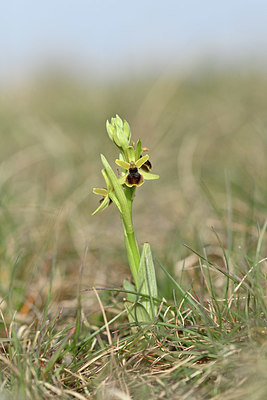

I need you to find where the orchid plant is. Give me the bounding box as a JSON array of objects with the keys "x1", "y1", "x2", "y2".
[{"x1": 92, "y1": 115, "x2": 159, "y2": 322}]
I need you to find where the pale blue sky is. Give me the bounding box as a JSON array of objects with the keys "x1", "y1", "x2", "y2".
[{"x1": 1, "y1": 0, "x2": 267, "y2": 82}]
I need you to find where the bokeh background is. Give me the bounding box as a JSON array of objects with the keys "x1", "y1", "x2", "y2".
[
  {"x1": 1, "y1": 1, "x2": 267, "y2": 313},
  {"x1": 2, "y1": 0, "x2": 267, "y2": 83}
]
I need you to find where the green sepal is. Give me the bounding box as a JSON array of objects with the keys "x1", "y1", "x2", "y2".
[
  {"x1": 127, "y1": 146, "x2": 136, "y2": 162},
  {"x1": 91, "y1": 195, "x2": 110, "y2": 216},
  {"x1": 135, "y1": 138, "x2": 143, "y2": 160},
  {"x1": 142, "y1": 171, "x2": 159, "y2": 180}
]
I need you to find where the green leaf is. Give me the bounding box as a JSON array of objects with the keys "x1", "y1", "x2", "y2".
[
  {"x1": 123, "y1": 280, "x2": 151, "y2": 324},
  {"x1": 123, "y1": 280, "x2": 136, "y2": 303},
  {"x1": 138, "y1": 243, "x2": 158, "y2": 318}
]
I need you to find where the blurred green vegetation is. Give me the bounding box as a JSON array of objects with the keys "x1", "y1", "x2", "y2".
[{"x1": 0, "y1": 71, "x2": 266, "y2": 307}]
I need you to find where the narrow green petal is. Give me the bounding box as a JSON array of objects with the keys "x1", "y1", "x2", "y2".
[
  {"x1": 136, "y1": 154, "x2": 149, "y2": 168},
  {"x1": 93, "y1": 188, "x2": 108, "y2": 196},
  {"x1": 127, "y1": 146, "x2": 136, "y2": 162},
  {"x1": 142, "y1": 171, "x2": 159, "y2": 180},
  {"x1": 115, "y1": 159, "x2": 130, "y2": 169},
  {"x1": 92, "y1": 195, "x2": 109, "y2": 215}
]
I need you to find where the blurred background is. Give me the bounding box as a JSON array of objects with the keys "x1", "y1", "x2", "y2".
[
  {"x1": 1, "y1": 1, "x2": 267, "y2": 313},
  {"x1": 2, "y1": 0, "x2": 267, "y2": 84}
]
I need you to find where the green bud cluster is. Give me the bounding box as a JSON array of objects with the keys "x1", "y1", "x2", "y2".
[{"x1": 106, "y1": 114, "x2": 131, "y2": 150}]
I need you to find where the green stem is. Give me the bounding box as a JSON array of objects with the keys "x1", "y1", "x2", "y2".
[
  {"x1": 122, "y1": 186, "x2": 140, "y2": 289},
  {"x1": 121, "y1": 222, "x2": 139, "y2": 287}
]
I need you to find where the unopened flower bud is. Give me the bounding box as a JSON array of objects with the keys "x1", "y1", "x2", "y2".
[
  {"x1": 123, "y1": 120, "x2": 131, "y2": 140},
  {"x1": 106, "y1": 115, "x2": 131, "y2": 150}
]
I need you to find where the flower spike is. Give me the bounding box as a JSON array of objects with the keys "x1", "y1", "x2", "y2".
[{"x1": 92, "y1": 116, "x2": 159, "y2": 322}]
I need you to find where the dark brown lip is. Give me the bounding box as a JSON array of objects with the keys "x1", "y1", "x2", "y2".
[{"x1": 126, "y1": 168, "x2": 144, "y2": 186}]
